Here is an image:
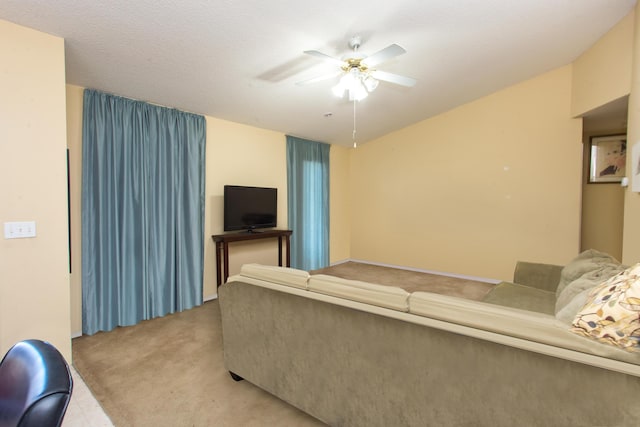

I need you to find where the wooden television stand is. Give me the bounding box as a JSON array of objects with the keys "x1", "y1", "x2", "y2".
[{"x1": 212, "y1": 229, "x2": 293, "y2": 287}]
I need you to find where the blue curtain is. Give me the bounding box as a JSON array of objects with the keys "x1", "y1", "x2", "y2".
[
  {"x1": 81, "y1": 89, "x2": 206, "y2": 335},
  {"x1": 286, "y1": 135, "x2": 330, "y2": 270}
]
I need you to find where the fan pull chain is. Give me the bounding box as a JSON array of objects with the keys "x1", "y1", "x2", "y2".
[{"x1": 352, "y1": 99, "x2": 357, "y2": 148}]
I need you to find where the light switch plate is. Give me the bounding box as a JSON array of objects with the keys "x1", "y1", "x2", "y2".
[{"x1": 4, "y1": 221, "x2": 37, "y2": 239}]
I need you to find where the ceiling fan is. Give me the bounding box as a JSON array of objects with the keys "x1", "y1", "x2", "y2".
[{"x1": 298, "y1": 36, "x2": 417, "y2": 102}]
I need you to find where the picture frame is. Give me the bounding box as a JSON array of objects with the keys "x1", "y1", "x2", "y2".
[{"x1": 588, "y1": 134, "x2": 627, "y2": 183}]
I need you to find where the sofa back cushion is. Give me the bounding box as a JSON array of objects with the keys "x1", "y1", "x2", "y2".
[
  {"x1": 308, "y1": 274, "x2": 410, "y2": 312},
  {"x1": 556, "y1": 249, "x2": 620, "y2": 298},
  {"x1": 513, "y1": 261, "x2": 563, "y2": 292},
  {"x1": 554, "y1": 250, "x2": 624, "y2": 324},
  {"x1": 240, "y1": 263, "x2": 310, "y2": 289},
  {"x1": 555, "y1": 264, "x2": 626, "y2": 324}
]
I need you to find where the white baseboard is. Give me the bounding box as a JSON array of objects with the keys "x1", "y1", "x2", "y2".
[
  {"x1": 327, "y1": 259, "x2": 351, "y2": 267},
  {"x1": 344, "y1": 258, "x2": 501, "y2": 284}
]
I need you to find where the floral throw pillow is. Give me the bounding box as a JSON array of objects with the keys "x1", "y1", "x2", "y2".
[{"x1": 571, "y1": 263, "x2": 640, "y2": 352}]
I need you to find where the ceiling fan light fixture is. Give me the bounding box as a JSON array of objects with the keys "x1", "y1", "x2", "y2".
[
  {"x1": 332, "y1": 82, "x2": 346, "y2": 98},
  {"x1": 301, "y1": 37, "x2": 415, "y2": 146},
  {"x1": 363, "y1": 75, "x2": 379, "y2": 92},
  {"x1": 332, "y1": 71, "x2": 353, "y2": 98},
  {"x1": 332, "y1": 68, "x2": 375, "y2": 101},
  {"x1": 349, "y1": 81, "x2": 368, "y2": 101}
]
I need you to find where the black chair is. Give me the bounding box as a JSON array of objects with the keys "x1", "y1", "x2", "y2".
[{"x1": 0, "y1": 339, "x2": 73, "y2": 427}]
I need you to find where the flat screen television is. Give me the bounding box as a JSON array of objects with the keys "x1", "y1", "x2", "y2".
[{"x1": 224, "y1": 185, "x2": 277, "y2": 232}]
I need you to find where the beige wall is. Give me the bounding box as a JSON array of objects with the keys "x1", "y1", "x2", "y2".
[
  {"x1": 0, "y1": 20, "x2": 71, "y2": 360},
  {"x1": 623, "y1": 5, "x2": 640, "y2": 265},
  {"x1": 571, "y1": 7, "x2": 640, "y2": 265},
  {"x1": 349, "y1": 66, "x2": 582, "y2": 281},
  {"x1": 329, "y1": 145, "x2": 352, "y2": 263},
  {"x1": 66, "y1": 85, "x2": 83, "y2": 336},
  {"x1": 203, "y1": 117, "x2": 288, "y2": 298},
  {"x1": 571, "y1": 11, "x2": 634, "y2": 117}
]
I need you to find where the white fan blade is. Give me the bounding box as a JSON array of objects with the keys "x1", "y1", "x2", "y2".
[
  {"x1": 361, "y1": 44, "x2": 406, "y2": 67},
  {"x1": 370, "y1": 70, "x2": 417, "y2": 87},
  {"x1": 303, "y1": 50, "x2": 345, "y2": 67},
  {"x1": 296, "y1": 71, "x2": 342, "y2": 86}
]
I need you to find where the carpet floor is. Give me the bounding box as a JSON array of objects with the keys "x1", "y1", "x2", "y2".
[
  {"x1": 72, "y1": 301, "x2": 324, "y2": 427},
  {"x1": 311, "y1": 261, "x2": 495, "y2": 300},
  {"x1": 72, "y1": 262, "x2": 495, "y2": 426}
]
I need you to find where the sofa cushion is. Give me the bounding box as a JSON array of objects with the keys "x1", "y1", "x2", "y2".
[
  {"x1": 482, "y1": 282, "x2": 556, "y2": 315},
  {"x1": 240, "y1": 263, "x2": 310, "y2": 289},
  {"x1": 572, "y1": 263, "x2": 640, "y2": 352},
  {"x1": 556, "y1": 249, "x2": 621, "y2": 299},
  {"x1": 308, "y1": 274, "x2": 410, "y2": 312}
]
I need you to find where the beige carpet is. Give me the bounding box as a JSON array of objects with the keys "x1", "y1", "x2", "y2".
[
  {"x1": 72, "y1": 262, "x2": 494, "y2": 426},
  {"x1": 311, "y1": 261, "x2": 495, "y2": 300},
  {"x1": 72, "y1": 301, "x2": 324, "y2": 427}
]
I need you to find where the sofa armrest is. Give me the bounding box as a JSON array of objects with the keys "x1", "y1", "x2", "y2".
[{"x1": 513, "y1": 261, "x2": 563, "y2": 292}]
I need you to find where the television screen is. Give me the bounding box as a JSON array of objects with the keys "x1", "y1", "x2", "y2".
[{"x1": 224, "y1": 185, "x2": 277, "y2": 232}]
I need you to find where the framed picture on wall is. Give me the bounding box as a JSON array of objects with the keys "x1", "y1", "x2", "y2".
[{"x1": 588, "y1": 134, "x2": 627, "y2": 183}]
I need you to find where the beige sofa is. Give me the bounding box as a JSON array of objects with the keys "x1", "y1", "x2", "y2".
[{"x1": 219, "y1": 257, "x2": 640, "y2": 426}]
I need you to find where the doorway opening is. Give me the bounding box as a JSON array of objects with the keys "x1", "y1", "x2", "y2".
[{"x1": 580, "y1": 96, "x2": 628, "y2": 261}]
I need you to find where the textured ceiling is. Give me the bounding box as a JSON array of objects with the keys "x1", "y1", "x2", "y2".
[{"x1": 0, "y1": 0, "x2": 636, "y2": 146}]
